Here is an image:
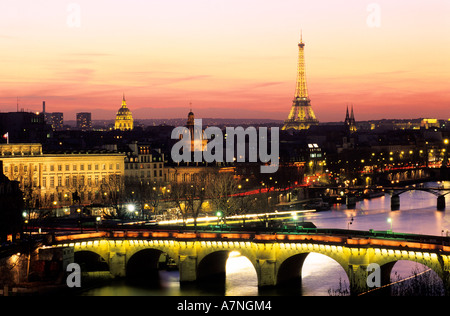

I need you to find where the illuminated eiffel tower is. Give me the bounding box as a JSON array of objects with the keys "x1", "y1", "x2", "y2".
[{"x1": 282, "y1": 33, "x2": 319, "y2": 131}]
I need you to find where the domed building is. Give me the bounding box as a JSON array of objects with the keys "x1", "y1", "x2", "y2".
[
  {"x1": 115, "y1": 94, "x2": 134, "y2": 131},
  {"x1": 185, "y1": 109, "x2": 207, "y2": 152}
]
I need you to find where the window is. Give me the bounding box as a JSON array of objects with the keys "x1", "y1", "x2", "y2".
[
  {"x1": 65, "y1": 177, "x2": 70, "y2": 187},
  {"x1": 95, "y1": 164, "x2": 99, "y2": 171},
  {"x1": 73, "y1": 164, "x2": 77, "y2": 171},
  {"x1": 66, "y1": 165, "x2": 70, "y2": 171},
  {"x1": 50, "y1": 177, "x2": 55, "y2": 188},
  {"x1": 80, "y1": 164, "x2": 84, "y2": 171},
  {"x1": 42, "y1": 177, "x2": 47, "y2": 188},
  {"x1": 58, "y1": 165, "x2": 62, "y2": 171},
  {"x1": 58, "y1": 176, "x2": 62, "y2": 187},
  {"x1": 50, "y1": 165, "x2": 54, "y2": 172},
  {"x1": 88, "y1": 164, "x2": 92, "y2": 171},
  {"x1": 116, "y1": 163, "x2": 120, "y2": 170}
]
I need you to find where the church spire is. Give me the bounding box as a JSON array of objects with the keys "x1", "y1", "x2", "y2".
[{"x1": 344, "y1": 104, "x2": 357, "y2": 134}]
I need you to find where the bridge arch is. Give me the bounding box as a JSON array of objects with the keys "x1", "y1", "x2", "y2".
[
  {"x1": 277, "y1": 252, "x2": 350, "y2": 292},
  {"x1": 196, "y1": 250, "x2": 258, "y2": 284},
  {"x1": 393, "y1": 189, "x2": 442, "y2": 198},
  {"x1": 197, "y1": 250, "x2": 230, "y2": 282},
  {"x1": 74, "y1": 250, "x2": 109, "y2": 272},
  {"x1": 374, "y1": 259, "x2": 445, "y2": 296},
  {"x1": 126, "y1": 248, "x2": 165, "y2": 279}
]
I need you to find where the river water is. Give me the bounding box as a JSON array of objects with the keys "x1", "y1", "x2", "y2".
[{"x1": 81, "y1": 181, "x2": 450, "y2": 296}]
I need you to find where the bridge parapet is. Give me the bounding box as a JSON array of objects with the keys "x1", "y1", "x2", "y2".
[{"x1": 49, "y1": 228, "x2": 450, "y2": 295}]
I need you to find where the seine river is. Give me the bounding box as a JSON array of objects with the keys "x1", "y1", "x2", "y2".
[{"x1": 81, "y1": 181, "x2": 450, "y2": 296}]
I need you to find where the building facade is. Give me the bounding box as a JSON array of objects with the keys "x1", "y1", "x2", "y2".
[
  {"x1": 76, "y1": 112, "x2": 92, "y2": 131},
  {"x1": 50, "y1": 112, "x2": 64, "y2": 131},
  {"x1": 124, "y1": 143, "x2": 165, "y2": 183},
  {"x1": 0, "y1": 144, "x2": 125, "y2": 208}
]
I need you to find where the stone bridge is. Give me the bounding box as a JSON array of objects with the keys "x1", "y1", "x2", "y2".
[{"x1": 49, "y1": 228, "x2": 450, "y2": 295}]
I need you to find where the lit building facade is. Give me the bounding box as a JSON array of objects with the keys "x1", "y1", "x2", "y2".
[
  {"x1": 76, "y1": 112, "x2": 92, "y2": 131},
  {"x1": 0, "y1": 143, "x2": 125, "y2": 208},
  {"x1": 115, "y1": 95, "x2": 134, "y2": 131},
  {"x1": 124, "y1": 143, "x2": 165, "y2": 183},
  {"x1": 50, "y1": 112, "x2": 64, "y2": 131}
]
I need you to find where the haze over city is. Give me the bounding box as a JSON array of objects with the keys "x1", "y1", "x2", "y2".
[{"x1": 1, "y1": 0, "x2": 449, "y2": 121}]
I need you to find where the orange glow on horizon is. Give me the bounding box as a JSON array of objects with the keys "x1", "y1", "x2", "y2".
[{"x1": 1, "y1": 0, "x2": 449, "y2": 121}]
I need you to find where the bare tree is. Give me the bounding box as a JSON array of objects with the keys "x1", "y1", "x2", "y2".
[
  {"x1": 207, "y1": 172, "x2": 238, "y2": 220},
  {"x1": 100, "y1": 174, "x2": 126, "y2": 218},
  {"x1": 168, "y1": 172, "x2": 209, "y2": 228}
]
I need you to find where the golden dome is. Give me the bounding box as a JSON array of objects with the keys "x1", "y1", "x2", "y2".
[{"x1": 115, "y1": 94, "x2": 134, "y2": 131}]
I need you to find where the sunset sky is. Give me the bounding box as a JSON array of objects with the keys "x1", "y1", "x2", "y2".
[{"x1": 0, "y1": 0, "x2": 449, "y2": 122}]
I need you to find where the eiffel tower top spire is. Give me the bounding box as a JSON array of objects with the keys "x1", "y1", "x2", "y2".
[{"x1": 295, "y1": 30, "x2": 308, "y2": 99}]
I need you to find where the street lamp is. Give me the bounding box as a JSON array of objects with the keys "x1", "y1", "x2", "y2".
[
  {"x1": 216, "y1": 211, "x2": 223, "y2": 226},
  {"x1": 387, "y1": 217, "x2": 393, "y2": 232},
  {"x1": 444, "y1": 139, "x2": 449, "y2": 167}
]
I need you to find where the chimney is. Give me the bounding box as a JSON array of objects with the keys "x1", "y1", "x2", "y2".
[{"x1": 43, "y1": 101, "x2": 46, "y2": 114}]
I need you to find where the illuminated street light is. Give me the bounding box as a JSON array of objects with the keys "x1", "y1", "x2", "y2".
[
  {"x1": 216, "y1": 211, "x2": 223, "y2": 226},
  {"x1": 387, "y1": 217, "x2": 393, "y2": 232},
  {"x1": 127, "y1": 204, "x2": 136, "y2": 212}
]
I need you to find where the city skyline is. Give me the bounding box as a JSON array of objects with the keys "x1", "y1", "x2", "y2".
[{"x1": 0, "y1": 0, "x2": 449, "y2": 122}]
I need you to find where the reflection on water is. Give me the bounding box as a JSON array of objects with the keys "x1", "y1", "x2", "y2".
[{"x1": 81, "y1": 182, "x2": 450, "y2": 296}]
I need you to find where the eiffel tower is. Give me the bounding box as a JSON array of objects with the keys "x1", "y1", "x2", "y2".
[{"x1": 282, "y1": 34, "x2": 319, "y2": 131}]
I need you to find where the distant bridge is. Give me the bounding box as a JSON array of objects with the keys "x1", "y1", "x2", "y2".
[
  {"x1": 312, "y1": 185, "x2": 450, "y2": 211},
  {"x1": 381, "y1": 187, "x2": 450, "y2": 211},
  {"x1": 46, "y1": 227, "x2": 450, "y2": 295}
]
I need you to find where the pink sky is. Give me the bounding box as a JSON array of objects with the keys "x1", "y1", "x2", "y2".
[{"x1": 0, "y1": 0, "x2": 449, "y2": 122}]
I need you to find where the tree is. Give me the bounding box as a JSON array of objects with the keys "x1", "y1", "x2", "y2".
[
  {"x1": 207, "y1": 172, "x2": 238, "y2": 220},
  {"x1": 168, "y1": 172, "x2": 209, "y2": 228},
  {"x1": 100, "y1": 175, "x2": 126, "y2": 218}
]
